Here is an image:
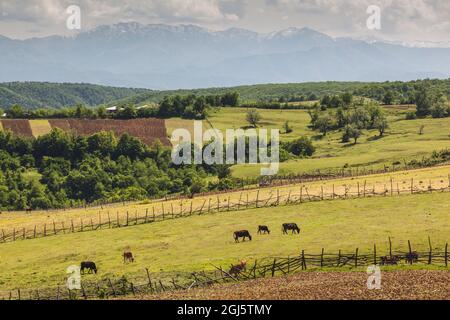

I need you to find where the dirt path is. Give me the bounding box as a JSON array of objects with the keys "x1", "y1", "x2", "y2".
[{"x1": 138, "y1": 270, "x2": 449, "y2": 300}]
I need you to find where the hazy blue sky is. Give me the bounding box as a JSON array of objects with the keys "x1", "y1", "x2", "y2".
[{"x1": 1, "y1": 0, "x2": 449, "y2": 45}]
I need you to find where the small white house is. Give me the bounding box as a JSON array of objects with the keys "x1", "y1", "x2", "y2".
[{"x1": 106, "y1": 106, "x2": 119, "y2": 113}]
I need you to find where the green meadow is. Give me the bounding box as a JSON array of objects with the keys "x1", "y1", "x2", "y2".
[{"x1": 0, "y1": 192, "x2": 448, "y2": 291}]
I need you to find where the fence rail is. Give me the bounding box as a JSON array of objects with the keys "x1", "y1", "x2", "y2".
[
  {"x1": 1, "y1": 177, "x2": 449, "y2": 244},
  {"x1": 1, "y1": 239, "x2": 447, "y2": 300}
]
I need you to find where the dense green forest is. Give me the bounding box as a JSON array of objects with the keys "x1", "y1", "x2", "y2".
[
  {"x1": 0, "y1": 82, "x2": 149, "y2": 109},
  {"x1": 0, "y1": 127, "x2": 312, "y2": 210},
  {"x1": 109, "y1": 79, "x2": 450, "y2": 107},
  {"x1": 1, "y1": 79, "x2": 450, "y2": 110}
]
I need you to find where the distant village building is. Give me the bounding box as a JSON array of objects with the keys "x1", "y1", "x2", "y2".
[{"x1": 106, "y1": 106, "x2": 119, "y2": 114}]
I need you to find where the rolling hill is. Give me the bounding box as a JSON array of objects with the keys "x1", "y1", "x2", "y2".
[{"x1": 0, "y1": 82, "x2": 150, "y2": 109}]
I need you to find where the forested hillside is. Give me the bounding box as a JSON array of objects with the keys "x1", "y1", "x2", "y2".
[
  {"x1": 1, "y1": 79, "x2": 450, "y2": 111},
  {"x1": 109, "y1": 79, "x2": 450, "y2": 106},
  {"x1": 0, "y1": 82, "x2": 150, "y2": 109}
]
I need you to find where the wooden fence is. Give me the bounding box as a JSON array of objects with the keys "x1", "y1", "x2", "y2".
[
  {"x1": 1, "y1": 177, "x2": 449, "y2": 244},
  {"x1": 1, "y1": 239, "x2": 447, "y2": 300}
]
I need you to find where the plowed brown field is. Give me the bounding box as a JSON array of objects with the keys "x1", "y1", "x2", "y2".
[
  {"x1": 138, "y1": 270, "x2": 449, "y2": 300},
  {"x1": 0, "y1": 119, "x2": 33, "y2": 137},
  {"x1": 48, "y1": 118, "x2": 171, "y2": 146}
]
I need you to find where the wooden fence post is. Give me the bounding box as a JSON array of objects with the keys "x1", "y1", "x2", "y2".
[
  {"x1": 355, "y1": 248, "x2": 359, "y2": 268},
  {"x1": 389, "y1": 177, "x2": 393, "y2": 196},
  {"x1": 445, "y1": 243, "x2": 448, "y2": 267},
  {"x1": 389, "y1": 237, "x2": 392, "y2": 257},
  {"x1": 271, "y1": 259, "x2": 276, "y2": 276},
  {"x1": 256, "y1": 190, "x2": 260, "y2": 208},
  {"x1": 363, "y1": 180, "x2": 366, "y2": 197},
  {"x1": 408, "y1": 240, "x2": 412, "y2": 265},
  {"x1": 337, "y1": 250, "x2": 341, "y2": 267},
  {"x1": 373, "y1": 244, "x2": 377, "y2": 265},
  {"x1": 320, "y1": 248, "x2": 324, "y2": 268},
  {"x1": 145, "y1": 268, "x2": 153, "y2": 292},
  {"x1": 301, "y1": 250, "x2": 306, "y2": 270},
  {"x1": 428, "y1": 236, "x2": 432, "y2": 265},
  {"x1": 108, "y1": 278, "x2": 116, "y2": 297}
]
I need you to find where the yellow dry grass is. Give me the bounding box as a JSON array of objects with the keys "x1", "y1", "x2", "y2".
[{"x1": 29, "y1": 120, "x2": 52, "y2": 137}]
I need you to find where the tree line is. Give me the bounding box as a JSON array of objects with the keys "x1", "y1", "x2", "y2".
[
  {"x1": 0, "y1": 92, "x2": 240, "y2": 121},
  {"x1": 0, "y1": 126, "x2": 314, "y2": 210}
]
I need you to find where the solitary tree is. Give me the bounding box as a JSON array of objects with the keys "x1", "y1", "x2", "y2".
[
  {"x1": 246, "y1": 109, "x2": 261, "y2": 128},
  {"x1": 374, "y1": 116, "x2": 389, "y2": 137}
]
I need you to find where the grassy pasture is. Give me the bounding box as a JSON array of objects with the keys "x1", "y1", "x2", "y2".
[
  {"x1": 1, "y1": 165, "x2": 448, "y2": 232},
  {"x1": 0, "y1": 192, "x2": 448, "y2": 290},
  {"x1": 205, "y1": 108, "x2": 450, "y2": 178}
]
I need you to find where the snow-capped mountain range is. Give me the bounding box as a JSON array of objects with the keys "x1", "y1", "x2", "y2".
[{"x1": 1, "y1": 22, "x2": 450, "y2": 89}]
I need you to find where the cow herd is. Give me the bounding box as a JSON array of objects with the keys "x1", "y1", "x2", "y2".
[
  {"x1": 233, "y1": 223, "x2": 301, "y2": 243},
  {"x1": 79, "y1": 250, "x2": 135, "y2": 275}
]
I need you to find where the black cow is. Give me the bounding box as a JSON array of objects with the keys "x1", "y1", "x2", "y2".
[
  {"x1": 258, "y1": 225, "x2": 270, "y2": 234},
  {"x1": 282, "y1": 223, "x2": 300, "y2": 235},
  {"x1": 233, "y1": 230, "x2": 252, "y2": 243},
  {"x1": 80, "y1": 261, "x2": 97, "y2": 274},
  {"x1": 405, "y1": 251, "x2": 419, "y2": 264}
]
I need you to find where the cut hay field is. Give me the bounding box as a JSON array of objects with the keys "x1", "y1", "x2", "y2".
[
  {"x1": 206, "y1": 108, "x2": 450, "y2": 178},
  {"x1": 1, "y1": 165, "x2": 448, "y2": 232},
  {"x1": 0, "y1": 192, "x2": 448, "y2": 290}
]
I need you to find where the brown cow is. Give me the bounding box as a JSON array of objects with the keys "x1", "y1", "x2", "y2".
[
  {"x1": 229, "y1": 261, "x2": 247, "y2": 277},
  {"x1": 123, "y1": 251, "x2": 134, "y2": 263},
  {"x1": 380, "y1": 255, "x2": 400, "y2": 265}
]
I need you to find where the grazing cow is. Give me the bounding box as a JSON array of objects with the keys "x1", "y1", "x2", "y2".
[
  {"x1": 405, "y1": 251, "x2": 419, "y2": 264},
  {"x1": 282, "y1": 223, "x2": 300, "y2": 235},
  {"x1": 25, "y1": 208, "x2": 32, "y2": 213},
  {"x1": 380, "y1": 255, "x2": 400, "y2": 265},
  {"x1": 233, "y1": 230, "x2": 252, "y2": 243},
  {"x1": 229, "y1": 261, "x2": 247, "y2": 277},
  {"x1": 80, "y1": 261, "x2": 97, "y2": 274},
  {"x1": 123, "y1": 251, "x2": 134, "y2": 263},
  {"x1": 258, "y1": 225, "x2": 270, "y2": 234}
]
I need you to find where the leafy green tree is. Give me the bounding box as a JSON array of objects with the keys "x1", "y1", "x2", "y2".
[
  {"x1": 221, "y1": 92, "x2": 240, "y2": 106},
  {"x1": 8, "y1": 104, "x2": 25, "y2": 118},
  {"x1": 341, "y1": 92, "x2": 353, "y2": 108},
  {"x1": 246, "y1": 109, "x2": 261, "y2": 128},
  {"x1": 415, "y1": 86, "x2": 433, "y2": 117},
  {"x1": 383, "y1": 90, "x2": 395, "y2": 105},
  {"x1": 283, "y1": 121, "x2": 293, "y2": 134},
  {"x1": 374, "y1": 115, "x2": 389, "y2": 137},
  {"x1": 342, "y1": 125, "x2": 362, "y2": 144},
  {"x1": 284, "y1": 137, "x2": 315, "y2": 157},
  {"x1": 316, "y1": 114, "x2": 333, "y2": 136}
]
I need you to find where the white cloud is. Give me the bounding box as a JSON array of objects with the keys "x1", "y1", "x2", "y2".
[{"x1": 0, "y1": 0, "x2": 449, "y2": 43}]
